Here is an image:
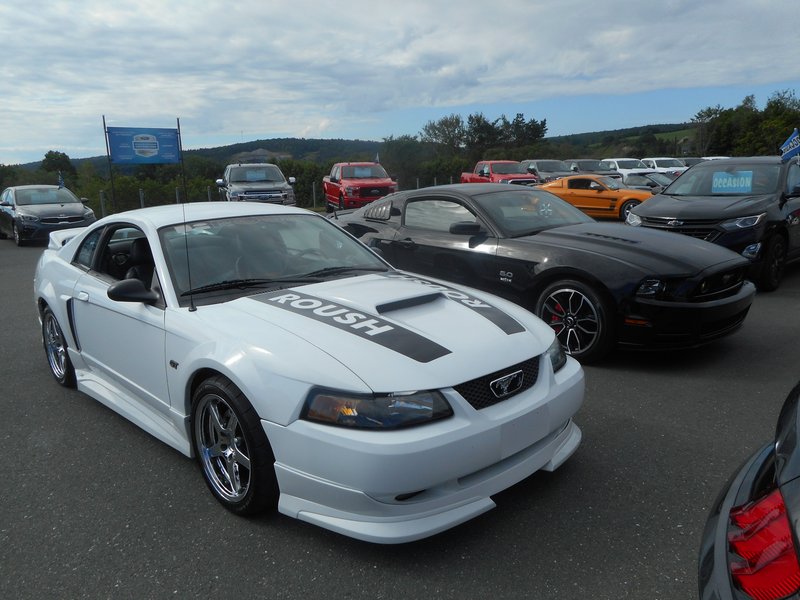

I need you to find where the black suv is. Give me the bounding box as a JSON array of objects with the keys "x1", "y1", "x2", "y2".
[
  {"x1": 626, "y1": 156, "x2": 800, "y2": 290},
  {"x1": 216, "y1": 163, "x2": 296, "y2": 204}
]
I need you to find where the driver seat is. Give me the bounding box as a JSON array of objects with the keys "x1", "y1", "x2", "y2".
[{"x1": 125, "y1": 237, "x2": 155, "y2": 288}]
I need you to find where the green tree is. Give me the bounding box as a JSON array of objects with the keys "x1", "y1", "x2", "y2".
[
  {"x1": 419, "y1": 114, "x2": 466, "y2": 157},
  {"x1": 41, "y1": 150, "x2": 77, "y2": 180}
]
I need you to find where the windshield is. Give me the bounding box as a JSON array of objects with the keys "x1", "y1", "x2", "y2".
[
  {"x1": 535, "y1": 160, "x2": 570, "y2": 172},
  {"x1": 491, "y1": 162, "x2": 527, "y2": 175},
  {"x1": 473, "y1": 188, "x2": 593, "y2": 236},
  {"x1": 574, "y1": 160, "x2": 615, "y2": 171},
  {"x1": 648, "y1": 173, "x2": 674, "y2": 186},
  {"x1": 598, "y1": 177, "x2": 622, "y2": 190},
  {"x1": 229, "y1": 165, "x2": 285, "y2": 183},
  {"x1": 664, "y1": 162, "x2": 782, "y2": 196},
  {"x1": 15, "y1": 187, "x2": 81, "y2": 205},
  {"x1": 654, "y1": 158, "x2": 684, "y2": 168},
  {"x1": 616, "y1": 159, "x2": 647, "y2": 169},
  {"x1": 341, "y1": 165, "x2": 389, "y2": 178},
  {"x1": 159, "y1": 213, "x2": 388, "y2": 306}
]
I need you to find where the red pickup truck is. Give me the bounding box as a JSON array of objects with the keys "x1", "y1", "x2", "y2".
[
  {"x1": 323, "y1": 162, "x2": 397, "y2": 211},
  {"x1": 460, "y1": 160, "x2": 539, "y2": 185}
]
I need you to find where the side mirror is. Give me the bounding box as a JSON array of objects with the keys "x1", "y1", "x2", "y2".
[
  {"x1": 589, "y1": 182, "x2": 603, "y2": 191},
  {"x1": 215, "y1": 178, "x2": 225, "y2": 187},
  {"x1": 107, "y1": 278, "x2": 159, "y2": 304},
  {"x1": 288, "y1": 176, "x2": 296, "y2": 185},
  {"x1": 527, "y1": 166, "x2": 538, "y2": 175},
  {"x1": 81, "y1": 197, "x2": 90, "y2": 204},
  {"x1": 449, "y1": 221, "x2": 483, "y2": 236},
  {"x1": 570, "y1": 165, "x2": 578, "y2": 172}
]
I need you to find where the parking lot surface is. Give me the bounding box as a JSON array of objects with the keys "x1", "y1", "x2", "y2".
[{"x1": 2, "y1": 242, "x2": 798, "y2": 599}]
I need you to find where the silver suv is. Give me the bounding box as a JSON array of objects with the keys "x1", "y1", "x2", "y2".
[{"x1": 216, "y1": 163, "x2": 296, "y2": 204}]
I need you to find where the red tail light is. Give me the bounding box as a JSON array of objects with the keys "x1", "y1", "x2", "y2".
[{"x1": 728, "y1": 488, "x2": 800, "y2": 600}]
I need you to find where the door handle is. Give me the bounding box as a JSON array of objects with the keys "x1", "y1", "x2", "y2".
[
  {"x1": 76, "y1": 291, "x2": 89, "y2": 302},
  {"x1": 396, "y1": 238, "x2": 416, "y2": 249}
]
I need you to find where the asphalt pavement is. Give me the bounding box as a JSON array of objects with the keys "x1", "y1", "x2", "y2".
[{"x1": 2, "y1": 240, "x2": 798, "y2": 600}]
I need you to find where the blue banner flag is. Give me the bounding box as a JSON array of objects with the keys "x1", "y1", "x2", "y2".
[
  {"x1": 106, "y1": 126, "x2": 181, "y2": 164},
  {"x1": 780, "y1": 128, "x2": 800, "y2": 162}
]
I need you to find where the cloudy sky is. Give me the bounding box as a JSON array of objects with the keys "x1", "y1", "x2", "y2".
[{"x1": 1, "y1": 0, "x2": 798, "y2": 165}]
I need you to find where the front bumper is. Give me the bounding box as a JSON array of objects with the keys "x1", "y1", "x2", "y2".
[
  {"x1": 262, "y1": 355, "x2": 584, "y2": 543},
  {"x1": 617, "y1": 281, "x2": 756, "y2": 349},
  {"x1": 16, "y1": 217, "x2": 95, "y2": 242}
]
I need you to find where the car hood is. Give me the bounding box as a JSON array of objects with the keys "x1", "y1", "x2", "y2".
[
  {"x1": 635, "y1": 192, "x2": 776, "y2": 218},
  {"x1": 16, "y1": 203, "x2": 87, "y2": 217},
  {"x1": 521, "y1": 222, "x2": 748, "y2": 274},
  {"x1": 229, "y1": 181, "x2": 290, "y2": 190},
  {"x1": 196, "y1": 272, "x2": 551, "y2": 392},
  {"x1": 341, "y1": 177, "x2": 393, "y2": 185}
]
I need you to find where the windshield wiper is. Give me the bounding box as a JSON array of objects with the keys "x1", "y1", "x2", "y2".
[
  {"x1": 181, "y1": 277, "x2": 321, "y2": 296},
  {"x1": 304, "y1": 266, "x2": 388, "y2": 278}
]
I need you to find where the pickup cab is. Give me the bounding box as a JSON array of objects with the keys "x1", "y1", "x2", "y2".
[
  {"x1": 323, "y1": 162, "x2": 397, "y2": 211},
  {"x1": 459, "y1": 161, "x2": 539, "y2": 185}
]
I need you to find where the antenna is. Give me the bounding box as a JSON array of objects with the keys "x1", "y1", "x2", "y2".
[{"x1": 181, "y1": 201, "x2": 197, "y2": 312}]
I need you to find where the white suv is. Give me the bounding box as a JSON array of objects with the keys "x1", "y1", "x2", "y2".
[{"x1": 640, "y1": 157, "x2": 689, "y2": 177}]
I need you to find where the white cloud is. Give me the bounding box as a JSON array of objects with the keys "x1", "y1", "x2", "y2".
[{"x1": 0, "y1": 0, "x2": 798, "y2": 163}]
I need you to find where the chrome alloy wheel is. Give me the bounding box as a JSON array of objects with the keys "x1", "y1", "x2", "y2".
[
  {"x1": 540, "y1": 286, "x2": 600, "y2": 356},
  {"x1": 194, "y1": 393, "x2": 252, "y2": 503},
  {"x1": 44, "y1": 311, "x2": 69, "y2": 380}
]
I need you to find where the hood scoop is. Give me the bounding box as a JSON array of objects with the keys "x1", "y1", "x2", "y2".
[{"x1": 375, "y1": 292, "x2": 442, "y2": 314}]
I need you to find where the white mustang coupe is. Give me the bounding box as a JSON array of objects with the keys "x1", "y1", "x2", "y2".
[{"x1": 33, "y1": 201, "x2": 584, "y2": 543}]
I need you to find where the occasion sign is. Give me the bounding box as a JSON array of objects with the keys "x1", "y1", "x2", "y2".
[{"x1": 107, "y1": 127, "x2": 181, "y2": 164}]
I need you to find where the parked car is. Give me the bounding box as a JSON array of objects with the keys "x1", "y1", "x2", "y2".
[
  {"x1": 640, "y1": 157, "x2": 689, "y2": 177},
  {"x1": 0, "y1": 185, "x2": 96, "y2": 246},
  {"x1": 215, "y1": 163, "x2": 296, "y2": 204},
  {"x1": 602, "y1": 158, "x2": 651, "y2": 178},
  {"x1": 564, "y1": 159, "x2": 622, "y2": 179},
  {"x1": 679, "y1": 157, "x2": 706, "y2": 167},
  {"x1": 322, "y1": 162, "x2": 397, "y2": 211},
  {"x1": 520, "y1": 159, "x2": 572, "y2": 182},
  {"x1": 627, "y1": 156, "x2": 800, "y2": 290},
  {"x1": 539, "y1": 174, "x2": 652, "y2": 220},
  {"x1": 621, "y1": 171, "x2": 676, "y2": 195},
  {"x1": 333, "y1": 183, "x2": 756, "y2": 363},
  {"x1": 459, "y1": 160, "x2": 539, "y2": 185},
  {"x1": 33, "y1": 201, "x2": 585, "y2": 544},
  {"x1": 698, "y1": 379, "x2": 800, "y2": 600}
]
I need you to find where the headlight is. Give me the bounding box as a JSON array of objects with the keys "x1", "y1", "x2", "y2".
[
  {"x1": 626, "y1": 212, "x2": 641, "y2": 226},
  {"x1": 229, "y1": 191, "x2": 242, "y2": 199},
  {"x1": 18, "y1": 213, "x2": 39, "y2": 222},
  {"x1": 636, "y1": 278, "x2": 665, "y2": 297},
  {"x1": 546, "y1": 337, "x2": 567, "y2": 372},
  {"x1": 302, "y1": 388, "x2": 453, "y2": 429},
  {"x1": 720, "y1": 213, "x2": 765, "y2": 231},
  {"x1": 345, "y1": 186, "x2": 358, "y2": 196},
  {"x1": 83, "y1": 207, "x2": 95, "y2": 218}
]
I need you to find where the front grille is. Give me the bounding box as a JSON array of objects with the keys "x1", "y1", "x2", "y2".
[
  {"x1": 453, "y1": 356, "x2": 540, "y2": 410},
  {"x1": 639, "y1": 216, "x2": 721, "y2": 242},
  {"x1": 243, "y1": 190, "x2": 287, "y2": 202},
  {"x1": 691, "y1": 267, "x2": 748, "y2": 301},
  {"x1": 357, "y1": 186, "x2": 392, "y2": 198},
  {"x1": 509, "y1": 179, "x2": 539, "y2": 186},
  {"x1": 40, "y1": 216, "x2": 85, "y2": 224}
]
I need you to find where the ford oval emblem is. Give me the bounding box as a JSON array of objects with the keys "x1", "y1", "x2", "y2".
[{"x1": 490, "y1": 369, "x2": 524, "y2": 399}]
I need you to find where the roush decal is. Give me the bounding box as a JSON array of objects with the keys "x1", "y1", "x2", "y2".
[
  {"x1": 381, "y1": 273, "x2": 525, "y2": 335},
  {"x1": 255, "y1": 291, "x2": 451, "y2": 363}
]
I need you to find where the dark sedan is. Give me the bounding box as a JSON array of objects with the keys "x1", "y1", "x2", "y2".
[
  {"x1": 0, "y1": 185, "x2": 96, "y2": 246},
  {"x1": 334, "y1": 183, "x2": 756, "y2": 363},
  {"x1": 699, "y1": 380, "x2": 800, "y2": 600},
  {"x1": 626, "y1": 156, "x2": 800, "y2": 291}
]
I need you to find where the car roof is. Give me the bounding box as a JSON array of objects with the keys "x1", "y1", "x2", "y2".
[
  {"x1": 93, "y1": 201, "x2": 310, "y2": 230},
  {"x1": 691, "y1": 156, "x2": 783, "y2": 166},
  {"x1": 6, "y1": 184, "x2": 62, "y2": 191}
]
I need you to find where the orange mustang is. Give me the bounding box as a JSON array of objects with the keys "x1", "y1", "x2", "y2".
[{"x1": 540, "y1": 174, "x2": 652, "y2": 220}]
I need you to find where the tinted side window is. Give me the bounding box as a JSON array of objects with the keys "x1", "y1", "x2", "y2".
[
  {"x1": 786, "y1": 163, "x2": 800, "y2": 194},
  {"x1": 74, "y1": 228, "x2": 103, "y2": 269},
  {"x1": 404, "y1": 199, "x2": 476, "y2": 232}
]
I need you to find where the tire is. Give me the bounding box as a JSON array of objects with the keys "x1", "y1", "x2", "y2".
[
  {"x1": 192, "y1": 375, "x2": 278, "y2": 516},
  {"x1": 13, "y1": 222, "x2": 24, "y2": 246},
  {"x1": 619, "y1": 199, "x2": 639, "y2": 221},
  {"x1": 757, "y1": 234, "x2": 786, "y2": 292},
  {"x1": 42, "y1": 306, "x2": 76, "y2": 387},
  {"x1": 534, "y1": 279, "x2": 615, "y2": 363}
]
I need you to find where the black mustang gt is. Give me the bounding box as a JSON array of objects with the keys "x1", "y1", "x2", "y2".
[
  {"x1": 333, "y1": 183, "x2": 756, "y2": 362},
  {"x1": 698, "y1": 381, "x2": 800, "y2": 600}
]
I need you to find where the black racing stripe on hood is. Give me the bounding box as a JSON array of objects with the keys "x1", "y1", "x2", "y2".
[
  {"x1": 253, "y1": 290, "x2": 451, "y2": 363},
  {"x1": 381, "y1": 273, "x2": 526, "y2": 335}
]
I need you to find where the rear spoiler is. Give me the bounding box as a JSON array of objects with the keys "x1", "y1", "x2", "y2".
[{"x1": 48, "y1": 228, "x2": 85, "y2": 250}]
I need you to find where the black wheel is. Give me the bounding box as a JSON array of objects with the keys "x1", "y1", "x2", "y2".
[
  {"x1": 42, "y1": 306, "x2": 76, "y2": 387},
  {"x1": 192, "y1": 375, "x2": 278, "y2": 516},
  {"x1": 13, "y1": 222, "x2": 24, "y2": 246},
  {"x1": 757, "y1": 234, "x2": 786, "y2": 292},
  {"x1": 338, "y1": 194, "x2": 345, "y2": 210},
  {"x1": 619, "y1": 199, "x2": 639, "y2": 220},
  {"x1": 534, "y1": 279, "x2": 615, "y2": 363}
]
